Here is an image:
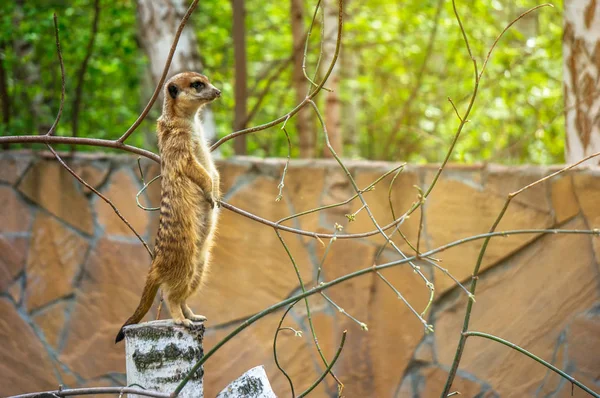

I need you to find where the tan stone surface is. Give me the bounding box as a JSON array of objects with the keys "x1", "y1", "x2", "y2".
[
  {"x1": 567, "y1": 310, "x2": 600, "y2": 379},
  {"x1": 215, "y1": 159, "x2": 251, "y2": 194},
  {"x1": 0, "y1": 155, "x2": 30, "y2": 184},
  {"x1": 60, "y1": 239, "x2": 154, "y2": 380},
  {"x1": 434, "y1": 218, "x2": 598, "y2": 397},
  {"x1": 0, "y1": 236, "x2": 27, "y2": 291},
  {"x1": 279, "y1": 164, "x2": 325, "y2": 242},
  {"x1": 7, "y1": 278, "x2": 23, "y2": 303},
  {"x1": 137, "y1": 162, "x2": 161, "y2": 251},
  {"x1": 418, "y1": 366, "x2": 483, "y2": 397},
  {"x1": 321, "y1": 243, "x2": 430, "y2": 397},
  {"x1": 203, "y1": 311, "x2": 330, "y2": 398},
  {"x1": 18, "y1": 160, "x2": 94, "y2": 234},
  {"x1": 485, "y1": 166, "x2": 551, "y2": 212},
  {"x1": 426, "y1": 175, "x2": 553, "y2": 293},
  {"x1": 32, "y1": 301, "x2": 68, "y2": 349},
  {"x1": 0, "y1": 298, "x2": 58, "y2": 396},
  {"x1": 413, "y1": 340, "x2": 434, "y2": 363},
  {"x1": 2, "y1": 155, "x2": 600, "y2": 397},
  {"x1": 551, "y1": 175, "x2": 580, "y2": 224},
  {"x1": 190, "y1": 176, "x2": 313, "y2": 326},
  {"x1": 26, "y1": 213, "x2": 89, "y2": 312},
  {"x1": 573, "y1": 173, "x2": 600, "y2": 261},
  {"x1": 535, "y1": 336, "x2": 567, "y2": 396},
  {"x1": 57, "y1": 366, "x2": 79, "y2": 388},
  {"x1": 94, "y1": 169, "x2": 150, "y2": 237},
  {"x1": 0, "y1": 186, "x2": 32, "y2": 233},
  {"x1": 71, "y1": 161, "x2": 110, "y2": 195}
]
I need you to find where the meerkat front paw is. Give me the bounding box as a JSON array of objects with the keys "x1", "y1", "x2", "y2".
[
  {"x1": 174, "y1": 318, "x2": 194, "y2": 328},
  {"x1": 189, "y1": 314, "x2": 207, "y2": 322},
  {"x1": 203, "y1": 191, "x2": 216, "y2": 208}
]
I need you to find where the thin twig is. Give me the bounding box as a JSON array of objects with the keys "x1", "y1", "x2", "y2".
[
  {"x1": 273, "y1": 300, "x2": 301, "y2": 397},
  {"x1": 46, "y1": 14, "x2": 65, "y2": 137},
  {"x1": 274, "y1": 230, "x2": 344, "y2": 389},
  {"x1": 297, "y1": 330, "x2": 347, "y2": 398},
  {"x1": 275, "y1": 127, "x2": 292, "y2": 202},
  {"x1": 308, "y1": 98, "x2": 435, "y2": 328}
]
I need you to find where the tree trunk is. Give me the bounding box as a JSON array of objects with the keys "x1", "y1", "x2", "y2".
[
  {"x1": 0, "y1": 42, "x2": 10, "y2": 150},
  {"x1": 232, "y1": 0, "x2": 247, "y2": 155},
  {"x1": 320, "y1": 0, "x2": 342, "y2": 158},
  {"x1": 136, "y1": 0, "x2": 217, "y2": 145},
  {"x1": 291, "y1": 0, "x2": 315, "y2": 158},
  {"x1": 563, "y1": 0, "x2": 600, "y2": 164}
]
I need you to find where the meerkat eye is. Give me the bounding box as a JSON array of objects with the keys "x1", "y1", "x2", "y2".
[{"x1": 191, "y1": 81, "x2": 205, "y2": 90}]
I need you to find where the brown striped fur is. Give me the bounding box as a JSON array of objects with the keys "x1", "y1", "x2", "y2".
[{"x1": 115, "y1": 72, "x2": 221, "y2": 343}]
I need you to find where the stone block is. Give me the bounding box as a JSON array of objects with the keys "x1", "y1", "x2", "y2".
[
  {"x1": 26, "y1": 213, "x2": 89, "y2": 312},
  {"x1": 18, "y1": 160, "x2": 94, "y2": 234}
]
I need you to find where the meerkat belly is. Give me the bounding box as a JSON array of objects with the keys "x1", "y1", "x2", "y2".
[{"x1": 154, "y1": 182, "x2": 207, "y2": 269}]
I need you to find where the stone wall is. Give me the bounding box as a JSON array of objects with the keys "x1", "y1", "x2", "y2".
[{"x1": 0, "y1": 151, "x2": 598, "y2": 397}]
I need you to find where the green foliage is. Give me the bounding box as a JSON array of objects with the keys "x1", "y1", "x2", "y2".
[
  {"x1": 0, "y1": 0, "x2": 146, "y2": 150},
  {"x1": 1, "y1": 0, "x2": 564, "y2": 164}
]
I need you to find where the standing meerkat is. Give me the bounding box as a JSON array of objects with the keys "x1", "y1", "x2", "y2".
[{"x1": 115, "y1": 72, "x2": 221, "y2": 343}]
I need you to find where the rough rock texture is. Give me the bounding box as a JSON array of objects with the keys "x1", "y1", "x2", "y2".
[
  {"x1": 435, "y1": 218, "x2": 598, "y2": 396},
  {"x1": 1, "y1": 153, "x2": 600, "y2": 397},
  {"x1": 0, "y1": 186, "x2": 32, "y2": 233},
  {"x1": 18, "y1": 160, "x2": 94, "y2": 234},
  {"x1": 26, "y1": 213, "x2": 89, "y2": 311},
  {"x1": 95, "y1": 168, "x2": 150, "y2": 237},
  {"x1": 0, "y1": 298, "x2": 57, "y2": 396},
  {"x1": 0, "y1": 153, "x2": 30, "y2": 184}
]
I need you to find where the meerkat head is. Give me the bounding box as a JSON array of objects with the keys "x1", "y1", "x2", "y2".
[{"x1": 163, "y1": 72, "x2": 221, "y2": 119}]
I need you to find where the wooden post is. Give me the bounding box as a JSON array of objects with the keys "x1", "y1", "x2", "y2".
[{"x1": 123, "y1": 320, "x2": 205, "y2": 397}]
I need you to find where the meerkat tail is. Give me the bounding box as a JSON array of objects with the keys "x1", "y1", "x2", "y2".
[{"x1": 115, "y1": 274, "x2": 160, "y2": 343}]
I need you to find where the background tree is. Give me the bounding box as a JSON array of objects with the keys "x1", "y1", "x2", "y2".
[
  {"x1": 136, "y1": 0, "x2": 217, "y2": 147},
  {"x1": 563, "y1": 0, "x2": 600, "y2": 164},
  {"x1": 291, "y1": 0, "x2": 315, "y2": 158},
  {"x1": 232, "y1": 0, "x2": 247, "y2": 155},
  {"x1": 0, "y1": 0, "x2": 566, "y2": 164},
  {"x1": 320, "y1": 0, "x2": 343, "y2": 157}
]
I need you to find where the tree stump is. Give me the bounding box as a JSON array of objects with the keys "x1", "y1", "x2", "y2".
[{"x1": 123, "y1": 320, "x2": 205, "y2": 398}]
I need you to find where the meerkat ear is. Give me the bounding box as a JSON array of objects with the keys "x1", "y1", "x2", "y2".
[{"x1": 168, "y1": 84, "x2": 179, "y2": 99}]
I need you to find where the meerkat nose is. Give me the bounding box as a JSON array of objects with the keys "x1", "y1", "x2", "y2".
[{"x1": 214, "y1": 89, "x2": 221, "y2": 97}]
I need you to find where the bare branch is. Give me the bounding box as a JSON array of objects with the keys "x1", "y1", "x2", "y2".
[{"x1": 8, "y1": 386, "x2": 170, "y2": 398}]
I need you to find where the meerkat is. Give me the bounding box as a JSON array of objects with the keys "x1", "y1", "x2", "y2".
[{"x1": 115, "y1": 72, "x2": 221, "y2": 343}]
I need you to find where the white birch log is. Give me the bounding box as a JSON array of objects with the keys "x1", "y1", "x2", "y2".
[{"x1": 123, "y1": 320, "x2": 205, "y2": 398}]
